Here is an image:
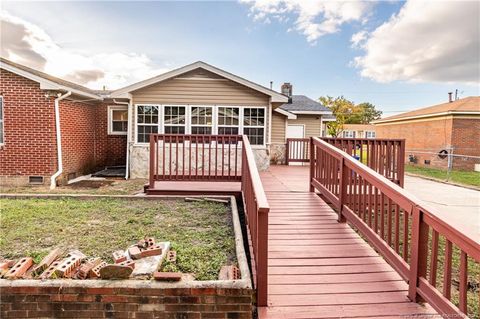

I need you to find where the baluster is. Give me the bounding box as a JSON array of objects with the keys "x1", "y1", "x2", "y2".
[
  {"x1": 443, "y1": 240, "x2": 452, "y2": 299},
  {"x1": 459, "y1": 251, "x2": 468, "y2": 313},
  {"x1": 429, "y1": 230, "x2": 439, "y2": 287}
]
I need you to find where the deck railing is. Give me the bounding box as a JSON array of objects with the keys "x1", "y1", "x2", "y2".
[
  {"x1": 149, "y1": 134, "x2": 242, "y2": 188},
  {"x1": 286, "y1": 137, "x2": 405, "y2": 186},
  {"x1": 148, "y1": 134, "x2": 269, "y2": 307},
  {"x1": 309, "y1": 137, "x2": 479, "y2": 318},
  {"x1": 286, "y1": 138, "x2": 310, "y2": 164},
  {"x1": 241, "y1": 135, "x2": 270, "y2": 307}
]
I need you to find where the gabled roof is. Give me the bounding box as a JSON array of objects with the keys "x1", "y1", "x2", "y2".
[
  {"x1": 110, "y1": 61, "x2": 288, "y2": 103},
  {"x1": 280, "y1": 95, "x2": 333, "y2": 115},
  {"x1": 374, "y1": 96, "x2": 480, "y2": 124},
  {"x1": 0, "y1": 57, "x2": 101, "y2": 100}
]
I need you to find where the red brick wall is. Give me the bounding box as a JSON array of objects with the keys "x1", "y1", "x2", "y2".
[
  {"x1": 59, "y1": 99, "x2": 97, "y2": 181},
  {"x1": 450, "y1": 117, "x2": 480, "y2": 170},
  {"x1": 94, "y1": 103, "x2": 127, "y2": 168},
  {"x1": 375, "y1": 117, "x2": 453, "y2": 169},
  {"x1": 0, "y1": 69, "x2": 57, "y2": 180},
  {"x1": 0, "y1": 283, "x2": 253, "y2": 318},
  {"x1": 0, "y1": 70, "x2": 127, "y2": 185}
]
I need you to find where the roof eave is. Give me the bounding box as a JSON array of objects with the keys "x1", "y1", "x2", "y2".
[
  {"x1": 291, "y1": 110, "x2": 333, "y2": 115},
  {"x1": 274, "y1": 108, "x2": 297, "y2": 119},
  {"x1": 373, "y1": 111, "x2": 480, "y2": 124}
]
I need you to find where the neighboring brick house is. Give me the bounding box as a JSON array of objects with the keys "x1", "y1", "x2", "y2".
[
  {"x1": 0, "y1": 58, "x2": 127, "y2": 187},
  {"x1": 374, "y1": 96, "x2": 480, "y2": 171},
  {"x1": 340, "y1": 124, "x2": 376, "y2": 139}
]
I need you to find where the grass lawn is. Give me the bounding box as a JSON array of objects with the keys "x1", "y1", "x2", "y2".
[
  {"x1": 0, "y1": 197, "x2": 236, "y2": 281},
  {"x1": 405, "y1": 165, "x2": 480, "y2": 188}
]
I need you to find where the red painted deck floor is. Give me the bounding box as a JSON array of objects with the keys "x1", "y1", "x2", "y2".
[{"x1": 258, "y1": 165, "x2": 438, "y2": 319}]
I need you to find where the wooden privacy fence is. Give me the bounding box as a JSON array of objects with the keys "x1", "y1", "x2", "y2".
[
  {"x1": 149, "y1": 134, "x2": 242, "y2": 187},
  {"x1": 148, "y1": 134, "x2": 270, "y2": 307},
  {"x1": 309, "y1": 137, "x2": 479, "y2": 318},
  {"x1": 241, "y1": 135, "x2": 269, "y2": 307},
  {"x1": 286, "y1": 137, "x2": 405, "y2": 186}
]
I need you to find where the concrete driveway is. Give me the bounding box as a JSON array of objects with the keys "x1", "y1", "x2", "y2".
[{"x1": 404, "y1": 175, "x2": 480, "y2": 242}]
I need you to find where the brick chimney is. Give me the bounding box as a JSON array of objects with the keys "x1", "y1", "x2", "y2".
[{"x1": 281, "y1": 83, "x2": 293, "y2": 103}]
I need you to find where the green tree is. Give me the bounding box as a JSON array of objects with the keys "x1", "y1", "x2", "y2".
[{"x1": 320, "y1": 96, "x2": 383, "y2": 136}]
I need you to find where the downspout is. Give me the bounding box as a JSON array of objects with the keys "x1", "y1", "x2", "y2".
[
  {"x1": 50, "y1": 91, "x2": 72, "y2": 189},
  {"x1": 113, "y1": 98, "x2": 131, "y2": 179}
]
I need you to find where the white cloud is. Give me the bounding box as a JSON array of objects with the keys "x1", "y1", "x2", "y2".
[
  {"x1": 350, "y1": 30, "x2": 367, "y2": 49},
  {"x1": 241, "y1": 0, "x2": 373, "y2": 43},
  {"x1": 0, "y1": 11, "x2": 168, "y2": 89},
  {"x1": 353, "y1": 1, "x2": 480, "y2": 84}
]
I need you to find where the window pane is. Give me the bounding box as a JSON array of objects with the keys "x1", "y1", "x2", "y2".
[
  {"x1": 112, "y1": 121, "x2": 127, "y2": 132},
  {"x1": 112, "y1": 110, "x2": 127, "y2": 121},
  {"x1": 244, "y1": 127, "x2": 264, "y2": 145},
  {"x1": 137, "y1": 125, "x2": 158, "y2": 143},
  {"x1": 244, "y1": 107, "x2": 265, "y2": 126},
  {"x1": 191, "y1": 107, "x2": 212, "y2": 126},
  {"x1": 218, "y1": 107, "x2": 239, "y2": 126},
  {"x1": 191, "y1": 127, "x2": 212, "y2": 135},
  {"x1": 164, "y1": 126, "x2": 185, "y2": 134},
  {"x1": 164, "y1": 106, "x2": 186, "y2": 125},
  {"x1": 218, "y1": 127, "x2": 239, "y2": 135}
]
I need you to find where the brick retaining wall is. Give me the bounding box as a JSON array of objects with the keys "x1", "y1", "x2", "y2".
[{"x1": 0, "y1": 280, "x2": 254, "y2": 318}]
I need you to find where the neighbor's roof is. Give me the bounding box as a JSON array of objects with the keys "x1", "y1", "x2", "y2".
[
  {"x1": 111, "y1": 61, "x2": 288, "y2": 103},
  {"x1": 0, "y1": 57, "x2": 101, "y2": 99},
  {"x1": 373, "y1": 96, "x2": 480, "y2": 124},
  {"x1": 280, "y1": 95, "x2": 333, "y2": 115}
]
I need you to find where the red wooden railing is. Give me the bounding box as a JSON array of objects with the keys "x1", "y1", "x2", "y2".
[
  {"x1": 322, "y1": 137, "x2": 405, "y2": 187},
  {"x1": 286, "y1": 138, "x2": 310, "y2": 164},
  {"x1": 241, "y1": 135, "x2": 269, "y2": 307},
  {"x1": 309, "y1": 137, "x2": 479, "y2": 318},
  {"x1": 148, "y1": 134, "x2": 269, "y2": 307},
  {"x1": 286, "y1": 137, "x2": 405, "y2": 187},
  {"x1": 149, "y1": 134, "x2": 242, "y2": 188}
]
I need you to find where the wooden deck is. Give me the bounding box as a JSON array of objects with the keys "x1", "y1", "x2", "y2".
[{"x1": 258, "y1": 165, "x2": 438, "y2": 319}]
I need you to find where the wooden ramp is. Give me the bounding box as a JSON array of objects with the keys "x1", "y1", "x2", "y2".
[{"x1": 258, "y1": 166, "x2": 438, "y2": 319}]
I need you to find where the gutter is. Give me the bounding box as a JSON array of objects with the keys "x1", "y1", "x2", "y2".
[
  {"x1": 50, "y1": 91, "x2": 72, "y2": 189},
  {"x1": 113, "y1": 98, "x2": 131, "y2": 179}
]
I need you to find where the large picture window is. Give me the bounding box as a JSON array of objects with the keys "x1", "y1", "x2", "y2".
[
  {"x1": 164, "y1": 106, "x2": 186, "y2": 134},
  {"x1": 191, "y1": 106, "x2": 213, "y2": 135},
  {"x1": 217, "y1": 107, "x2": 239, "y2": 135},
  {"x1": 243, "y1": 107, "x2": 265, "y2": 145},
  {"x1": 136, "y1": 105, "x2": 159, "y2": 143}
]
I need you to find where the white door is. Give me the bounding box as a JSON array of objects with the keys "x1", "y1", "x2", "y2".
[{"x1": 286, "y1": 125, "x2": 305, "y2": 165}]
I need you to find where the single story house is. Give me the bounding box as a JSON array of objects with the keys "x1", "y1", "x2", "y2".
[
  {"x1": 340, "y1": 124, "x2": 376, "y2": 139},
  {"x1": 0, "y1": 58, "x2": 332, "y2": 186},
  {"x1": 373, "y1": 95, "x2": 480, "y2": 171}
]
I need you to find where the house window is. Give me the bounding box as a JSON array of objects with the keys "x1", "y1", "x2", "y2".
[
  {"x1": 217, "y1": 107, "x2": 240, "y2": 135},
  {"x1": 164, "y1": 106, "x2": 186, "y2": 134},
  {"x1": 108, "y1": 106, "x2": 128, "y2": 135},
  {"x1": 0, "y1": 96, "x2": 3, "y2": 144},
  {"x1": 343, "y1": 130, "x2": 355, "y2": 138},
  {"x1": 243, "y1": 107, "x2": 265, "y2": 145},
  {"x1": 136, "y1": 105, "x2": 159, "y2": 143},
  {"x1": 366, "y1": 131, "x2": 376, "y2": 138},
  {"x1": 191, "y1": 106, "x2": 213, "y2": 135}
]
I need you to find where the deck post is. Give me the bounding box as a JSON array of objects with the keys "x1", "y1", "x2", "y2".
[
  {"x1": 149, "y1": 134, "x2": 155, "y2": 190},
  {"x1": 285, "y1": 139, "x2": 289, "y2": 165},
  {"x1": 257, "y1": 207, "x2": 269, "y2": 307},
  {"x1": 337, "y1": 157, "x2": 346, "y2": 223},
  {"x1": 408, "y1": 206, "x2": 429, "y2": 302},
  {"x1": 309, "y1": 137, "x2": 315, "y2": 192}
]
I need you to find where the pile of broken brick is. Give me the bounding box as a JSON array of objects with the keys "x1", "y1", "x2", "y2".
[{"x1": 0, "y1": 237, "x2": 183, "y2": 282}]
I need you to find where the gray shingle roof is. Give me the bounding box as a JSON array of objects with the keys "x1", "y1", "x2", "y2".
[{"x1": 280, "y1": 95, "x2": 333, "y2": 113}]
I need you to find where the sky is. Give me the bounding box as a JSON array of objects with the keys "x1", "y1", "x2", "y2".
[{"x1": 1, "y1": 0, "x2": 479, "y2": 117}]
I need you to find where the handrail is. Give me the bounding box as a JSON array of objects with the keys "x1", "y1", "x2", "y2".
[
  {"x1": 310, "y1": 136, "x2": 479, "y2": 318},
  {"x1": 241, "y1": 135, "x2": 269, "y2": 307}
]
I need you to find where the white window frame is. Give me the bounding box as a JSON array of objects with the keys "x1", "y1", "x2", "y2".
[
  {"x1": 190, "y1": 105, "x2": 213, "y2": 135},
  {"x1": 135, "y1": 104, "x2": 160, "y2": 144},
  {"x1": 163, "y1": 105, "x2": 187, "y2": 135},
  {"x1": 0, "y1": 96, "x2": 4, "y2": 145},
  {"x1": 366, "y1": 131, "x2": 376, "y2": 139},
  {"x1": 343, "y1": 130, "x2": 355, "y2": 138},
  {"x1": 217, "y1": 106, "x2": 241, "y2": 137},
  {"x1": 243, "y1": 106, "x2": 267, "y2": 147},
  {"x1": 108, "y1": 105, "x2": 128, "y2": 135}
]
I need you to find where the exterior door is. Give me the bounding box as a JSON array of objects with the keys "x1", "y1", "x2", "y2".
[{"x1": 286, "y1": 125, "x2": 306, "y2": 165}]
